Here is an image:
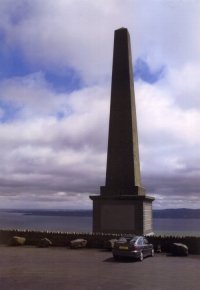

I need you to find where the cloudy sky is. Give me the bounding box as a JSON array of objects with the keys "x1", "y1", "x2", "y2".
[{"x1": 0, "y1": 0, "x2": 199, "y2": 210}]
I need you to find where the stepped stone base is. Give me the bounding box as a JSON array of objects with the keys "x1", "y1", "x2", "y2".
[{"x1": 90, "y1": 195, "x2": 154, "y2": 235}]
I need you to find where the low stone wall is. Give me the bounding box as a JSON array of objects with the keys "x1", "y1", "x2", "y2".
[
  {"x1": 0, "y1": 229, "x2": 120, "y2": 248},
  {"x1": 0, "y1": 229, "x2": 200, "y2": 254}
]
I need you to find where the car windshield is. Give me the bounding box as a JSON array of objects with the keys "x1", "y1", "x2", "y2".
[
  {"x1": 118, "y1": 236, "x2": 138, "y2": 243},
  {"x1": 130, "y1": 237, "x2": 138, "y2": 243}
]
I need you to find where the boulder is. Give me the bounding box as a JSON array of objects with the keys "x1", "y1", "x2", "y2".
[
  {"x1": 155, "y1": 244, "x2": 162, "y2": 253},
  {"x1": 104, "y1": 239, "x2": 118, "y2": 250},
  {"x1": 171, "y1": 243, "x2": 189, "y2": 256},
  {"x1": 38, "y1": 238, "x2": 52, "y2": 248},
  {"x1": 70, "y1": 239, "x2": 87, "y2": 249},
  {"x1": 10, "y1": 236, "x2": 26, "y2": 246}
]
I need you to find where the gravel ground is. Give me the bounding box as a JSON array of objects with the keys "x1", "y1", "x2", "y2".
[{"x1": 0, "y1": 245, "x2": 199, "y2": 290}]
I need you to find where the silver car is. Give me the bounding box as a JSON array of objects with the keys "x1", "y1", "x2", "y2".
[{"x1": 112, "y1": 235, "x2": 154, "y2": 261}]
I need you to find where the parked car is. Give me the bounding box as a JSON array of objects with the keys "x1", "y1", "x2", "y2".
[{"x1": 112, "y1": 235, "x2": 154, "y2": 261}]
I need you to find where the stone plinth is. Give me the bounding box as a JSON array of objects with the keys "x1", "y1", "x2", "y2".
[{"x1": 90, "y1": 195, "x2": 154, "y2": 235}]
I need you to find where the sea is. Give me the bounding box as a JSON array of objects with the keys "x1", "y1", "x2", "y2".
[{"x1": 0, "y1": 210, "x2": 200, "y2": 236}]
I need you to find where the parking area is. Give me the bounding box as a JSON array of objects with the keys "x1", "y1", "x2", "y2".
[{"x1": 0, "y1": 245, "x2": 199, "y2": 290}]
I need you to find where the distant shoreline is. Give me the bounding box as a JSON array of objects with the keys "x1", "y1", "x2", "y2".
[{"x1": 1, "y1": 208, "x2": 200, "y2": 219}]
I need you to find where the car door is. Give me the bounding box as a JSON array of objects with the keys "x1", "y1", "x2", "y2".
[
  {"x1": 142, "y1": 238, "x2": 150, "y2": 257},
  {"x1": 137, "y1": 238, "x2": 144, "y2": 254}
]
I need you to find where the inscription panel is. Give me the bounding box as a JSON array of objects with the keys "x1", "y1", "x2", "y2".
[{"x1": 101, "y1": 204, "x2": 135, "y2": 231}]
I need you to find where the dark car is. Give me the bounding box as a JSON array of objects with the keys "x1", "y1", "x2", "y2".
[{"x1": 112, "y1": 235, "x2": 154, "y2": 261}]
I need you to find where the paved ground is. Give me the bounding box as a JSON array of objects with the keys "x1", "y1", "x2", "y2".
[{"x1": 0, "y1": 245, "x2": 199, "y2": 290}]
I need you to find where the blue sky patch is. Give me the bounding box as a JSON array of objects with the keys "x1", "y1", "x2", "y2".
[
  {"x1": 134, "y1": 58, "x2": 165, "y2": 84},
  {"x1": 0, "y1": 47, "x2": 34, "y2": 79},
  {"x1": 0, "y1": 44, "x2": 82, "y2": 93},
  {"x1": 45, "y1": 68, "x2": 83, "y2": 93},
  {"x1": 9, "y1": 2, "x2": 33, "y2": 25},
  {"x1": 0, "y1": 29, "x2": 6, "y2": 43},
  {"x1": 0, "y1": 100, "x2": 21, "y2": 123}
]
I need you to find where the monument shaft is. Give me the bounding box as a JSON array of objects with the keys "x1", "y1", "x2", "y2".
[
  {"x1": 90, "y1": 28, "x2": 154, "y2": 235},
  {"x1": 106, "y1": 28, "x2": 141, "y2": 190}
]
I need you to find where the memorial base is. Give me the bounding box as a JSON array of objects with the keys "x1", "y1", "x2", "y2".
[{"x1": 90, "y1": 195, "x2": 154, "y2": 235}]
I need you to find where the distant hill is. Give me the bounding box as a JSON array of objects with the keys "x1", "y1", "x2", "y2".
[
  {"x1": 0, "y1": 209, "x2": 92, "y2": 217},
  {"x1": 21, "y1": 209, "x2": 92, "y2": 217},
  {"x1": 153, "y1": 208, "x2": 200, "y2": 219},
  {"x1": 1, "y1": 208, "x2": 200, "y2": 219}
]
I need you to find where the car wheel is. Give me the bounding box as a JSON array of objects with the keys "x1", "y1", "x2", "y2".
[
  {"x1": 139, "y1": 251, "x2": 143, "y2": 262},
  {"x1": 151, "y1": 249, "x2": 154, "y2": 257}
]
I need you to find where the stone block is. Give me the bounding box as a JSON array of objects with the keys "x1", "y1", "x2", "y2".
[
  {"x1": 171, "y1": 243, "x2": 189, "y2": 256},
  {"x1": 37, "y1": 238, "x2": 52, "y2": 248},
  {"x1": 70, "y1": 239, "x2": 87, "y2": 249},
  {"x1": 104, "y1": 239, "x2": 118, "y2": 250},
  {"x1": 10, "y1": 236, "x2": 26, "y2": 246}
]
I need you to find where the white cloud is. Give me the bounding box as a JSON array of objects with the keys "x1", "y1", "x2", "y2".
[
  {"x1": 135, "y1": 66, "x2": 200, "y2": 207},
  {"x1": 0, "y1": 83, "x2": 109, "y2": 209},
  {"x1": 166, "y1": 62, "x2": 200, "y2": 108},
  {"x1": 0, "y1": 72, "x2": 68, "y2": 118}
]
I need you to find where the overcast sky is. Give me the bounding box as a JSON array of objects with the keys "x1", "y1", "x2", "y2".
[{"x1": 0, "y1": 0, "x2": 199, "y2": 210}]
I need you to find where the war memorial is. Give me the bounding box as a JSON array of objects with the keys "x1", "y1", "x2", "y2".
[{"x1": 90, "y1": 28, "x2": 154, "y2": 235}]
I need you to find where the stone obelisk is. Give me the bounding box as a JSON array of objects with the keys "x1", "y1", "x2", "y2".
[{"x1": 90, "y1": 28, "x2": 154, "y2": 235}]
